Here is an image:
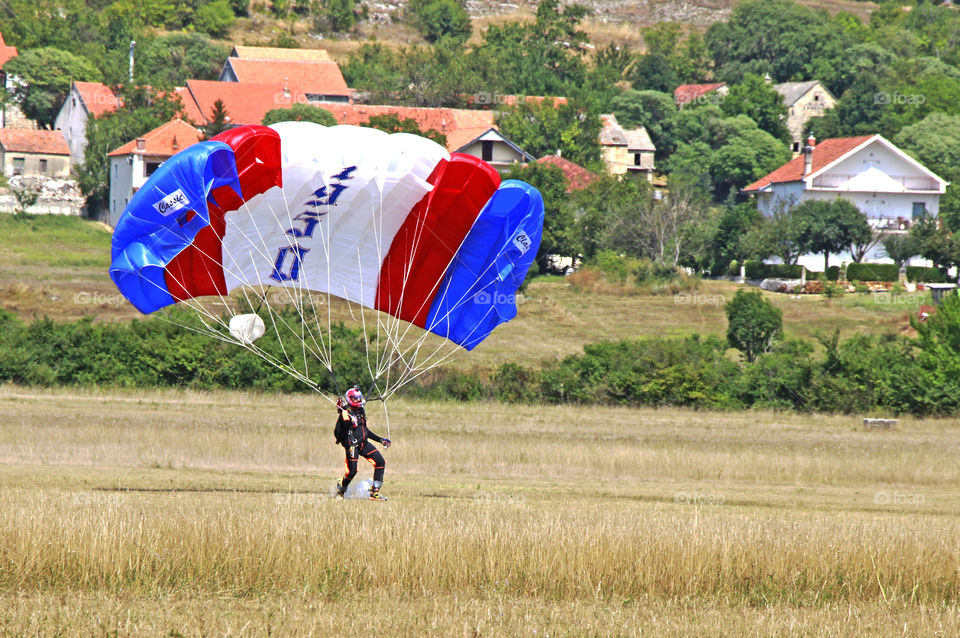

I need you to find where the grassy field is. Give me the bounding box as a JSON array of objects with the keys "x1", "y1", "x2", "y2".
[
  {"x1": 1, "y1": 386, "x2": 958, "y2": 635},
  {"x1": 0, "y1": 215, "x2": 933, "y2": 376}
]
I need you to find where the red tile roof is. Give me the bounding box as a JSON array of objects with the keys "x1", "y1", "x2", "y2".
[
  {"x1": 224, "y1": 59, "x2": 349, "y2": 96},
  {"x1": 0, "y1": 32, "x2": 17, "y2": 69},
  {"x1": 108, "y1": 119, "x2": 202, "y2": 157},
  {"x1": 535, "y1": 155, "x2": 599, "y2": 191},
  {"x1": 316, "y1": 104, "x2": 495, "y2": 151},
  {"x1": 0, "y1": 129, "x2": 69, "y2": 154},
  {"x1": 230, "y1": 46, "x2": 332, "y2": 62},
  {"x1": 178, "y1": 80, "x2": 309, "y2": 127},
  {"x1": 74, "y1": 81, "x2": 120, "y2": 118},
  {"x1": 674, "y1": 83, "x2": 725, "y2": 107},
  {"x1": 743, "y1": 135, "x2": 874, "y2": 192}
]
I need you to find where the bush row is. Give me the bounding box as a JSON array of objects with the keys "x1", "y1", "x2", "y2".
[
  {"x1": 3, "y1": 295, "x2": 959, "y2": 416},
  {"x1": 737, "y1": 261, "x2": 951, "y2": 284}
]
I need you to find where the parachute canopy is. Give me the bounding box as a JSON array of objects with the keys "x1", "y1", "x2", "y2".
[{"x1": 110, "y1": 123, "x2": 544, "y2": 353}]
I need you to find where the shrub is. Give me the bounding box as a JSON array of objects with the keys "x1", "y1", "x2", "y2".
[
  {"x1": 725, "y1": 289, "x2": 783, "y2": 363},
  {"x1": 825, "y1": 265, "x2": 840, "y2": 282},
  {"x1": 743, "y1": 260, "x2": 803, "y2": 279},
  {"x1": 906, "y1": 266, "x2": 949, "y2": 283},
  {"x1": 846, "y1": 263, "x2": 898, "y2": 282}
]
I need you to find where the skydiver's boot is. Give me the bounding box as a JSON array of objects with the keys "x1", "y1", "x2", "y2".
[
  {"x1": 335, "y1": 478, "x2": 346, "y2": 499},
  {"x1": 369, "y1": 480, "x2": 388, "y2": 501}
]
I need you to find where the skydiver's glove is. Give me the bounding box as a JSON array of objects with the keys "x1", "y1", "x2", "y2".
[{"x1": 381, "y1": 438, "x2": 391, "y2": 449}]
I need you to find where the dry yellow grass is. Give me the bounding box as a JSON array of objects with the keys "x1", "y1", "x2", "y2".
[{"x1": 1, "y1": 387, "x2": 959, "y2": 635}]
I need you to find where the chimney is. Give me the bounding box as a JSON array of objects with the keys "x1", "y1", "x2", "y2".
[
  {"x1": 557, "y1": 149, "x2": 562, "y2": 158},
  {"x1": 172, "y1": 135, "x2": 179, "y2": 152},
  {"x1": 136, "y1": 137, "x2": 145, "y2": 151},
  {"x1": 803, "y1": 135, "x2": 816, "y2": 175},
  {"x1": 283, "y1": 77, "x2": 290, "y2": 98},
  {"x1": 763, "y1": 72, "x2": 772, "y2": 85}
]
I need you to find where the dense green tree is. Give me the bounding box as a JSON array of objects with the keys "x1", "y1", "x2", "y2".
[
  {"x1": 201, "y1": 99, "x2": 231, "y2": 139},
  {"x1": 629, "y1": 53, "x2": 678, "y2": 94},
  {"x1": 881, "y1": 233, "x2": 919, "y2": 268},
  {"x1": 409, "y1": 0, "x2": 471, "y2": 43},
  {"x1": 316, "y1": 0, "x2": 356, "y2": 33},
  {"x1": 194, "y1": 0, "x2": 235, "y2": 37},
  {"x1": 76, "y1": 86, "x2": 182, "y2": 217},
  {"x1": 362, "y1": 113, "x2": 447, "y2": 146},
  {"x1": 134, "y1": 33, "x2": 230, "y2": 87},
  {"x1": 261, "y1": 103, "x2": 337, "y2": 126},
  {"x1": 719, "y1": 73, "x2": 790, "y2": 142},
  {"x1": 4, "y1": 47, "x2": 101, "y2": 128},
  {"x1": 725, "y1": 288, "x2": 783, "y2": 363},
  {"x1": 502, "y1": 161, "x2": 573, "y2": 273},
  {"x1": 910, "y1": 217, "x2": 960, "y2": 275},
  {"x1": 497, "y1": 99, "x2": 601, "y2": 167},
  {"x1": 895, "y1": 113, "x2": 960, "y2": 232},
  {"x1": 610, "y1": 89, "x2": 678, "y2": 163},
  {"x1": 710, "y1": 202, "x2": 762, "y2": 273},
  {"x1": 791, "y1": 198, "x2": 871, "y2": 271}
]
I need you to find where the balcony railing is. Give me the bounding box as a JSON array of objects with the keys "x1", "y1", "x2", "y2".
[{"x1": 811, "y1": 173, "x2": 940, "y2": 191}]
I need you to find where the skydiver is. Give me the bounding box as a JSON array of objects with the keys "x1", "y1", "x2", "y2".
[{"x1": 334, "y1": 386, "x2": 391, "y2": 501}]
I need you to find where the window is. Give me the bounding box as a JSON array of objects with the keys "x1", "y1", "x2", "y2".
[
  {"x1": 481, "y1": 140, "x2": 494, "y2": 162},
  {"x1": 145, "y1": 161, "x2": 161, "y2": 177},
  {"x1": 634, "y1": 152, "x2": 642, "y2": 166},
  {"x1": 912, "y1": 202, "x2": 928, "y2": 219},
  {"x1": 114, "y1": 163, "x2": 118, "y2": 178},
  {"x1": 12, "y1": 157, "x2": 24, "y2": 176},
  {"x1": 39, "y1": 159, "x2": 47, "y2": 173}
]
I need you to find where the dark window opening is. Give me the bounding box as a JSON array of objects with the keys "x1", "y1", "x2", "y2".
[
  {"x1": 912, "y1": 202, "x2": 928, "y2": 219},
  {"x1": 481, "y1": 140, "x2": 494, "y2": 162},
  {"x1": 145, "y1": 161, "x2": 161, "y2": 177},
  {"x1": 39, "y1": 159, "x2": 48, "y2": 173},
  {"x1": 12, "y1": 157, "x2": 24, "y2": 176}
]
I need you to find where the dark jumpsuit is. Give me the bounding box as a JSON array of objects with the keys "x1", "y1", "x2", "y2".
[{"x1": 334, "y1": 406, "x2": 386, "y2": 488}]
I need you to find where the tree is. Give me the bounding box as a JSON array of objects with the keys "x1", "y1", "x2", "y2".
[
  {"x1": 895, "y1": 113, "x2": 960, "y2": 232},
  {"x1": 720, "y1": 73, "x2": 790, "y2": 142},
  {"x1": 202, "y1": 99, "x2": 231, "y2": 139},
  {"x1": 710, "y1": 202, "x2": 762, "y2": 273},
  {"x1": 4, "y1": 47, "x2": 101, "y2": 128},
  {"x1": 261, "y1": 104, "x2": 337, "y2": 126},
  {"x1": 746, "y1": 200, "x2": 805, "y2": 266},
  {"x1": 791, "y1": 198, "x2": 871, "y2": 271},
  {"x1": 725, "y1": 288, "x2": 783, "y2": 363},
  {"x1": 497, "y1": 99, "x2": 601, "y2": 167},
  {"x1": 611, "y1": 89, "x2": 678, "y2": 163},
  {"x1": 134, "y1": 33, "x2": 230, "y2": 87},
  {"x1": 910, "y1": 217, "x2": 960, "y2": 276},
  {"x1": 316, "y1": 0, "x2": 356, "y2": 33},
  {"x1": 629, "y1": 53, "x2": 678, "y2": 94},
  {"x1": 503, "y1": 161, "x2": 572, "y2": 273},
  {"x1": 409, "y1": 0, "x2": 471, "y2": 43},
  {"x1": 194, "y1": 0, "x2": 235, "y2": 37},
  {"x1": 362, "y1": 113, "x2": 446, "y2": 147},
  {"x1": 75, "y1": 85, "x2": 182, "y2": 217},
  {"x1": 881, "y1": 233, "x2": 918, "y2": 268}
]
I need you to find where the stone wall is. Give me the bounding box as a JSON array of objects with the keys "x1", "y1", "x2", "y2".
[{"x1": 0, "y1": 175, "x2": 84, "y2": 216}]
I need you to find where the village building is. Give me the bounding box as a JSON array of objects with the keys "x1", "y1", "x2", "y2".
[
  {"x1": 0, "y1": 32, "x2": 35, "y2": 130},
  {"x1": 599, "y1": 114, "x2": 655, "y2": 180},
  {"x1": 218, "y1": 48, "x2": 350, "y2": 103},
  {"x1": 176, "y1": 80, "x2": 311, "y2": 127},
  {"x1": 107, "y1": 118, "x2": 202, "y2": 227},
  {"x1": 0, "y1": 129, "x2": 71, "y2": 178},
  {"x1": 743, "y1": 134, "x2": 948, "y2": 266},
  {"x1": 772, "y1": 80, "x2": 837, "y2": 153},
  {"x1": 453, "y1": 128, "x2": 534, "y2": 172},
  {"x1": 673, "y1": 82, "x2": 728, "y2": 109},
  {"x1": 54, "y1": 81, "x2": 122, "y2": 164}
]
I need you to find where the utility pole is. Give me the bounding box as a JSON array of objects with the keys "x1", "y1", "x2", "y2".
[{"x1": 129, "y1": 41, "x2": 136, "y2": 82}]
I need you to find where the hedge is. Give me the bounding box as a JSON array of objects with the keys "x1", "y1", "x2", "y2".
[
  {"x1": 847, "y1": 263, "x2": 899, "y2": 282},
  {"x1": 743, "y1": 261, "x2": 805, "y2": 279},
  {"x1": 906, "y1": 266, "x2": 950, "y2": 283}
]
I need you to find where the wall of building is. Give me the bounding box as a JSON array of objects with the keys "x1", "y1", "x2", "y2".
[
  {"x1": 602, "y1": 145, "x2": 629, "y2": 175},
  {"x1": 785, "y1": 85, "x2": 836, "y2": 146},
  {"x1": 0, "y1": 150, "x2": 71, "y2": 178},
  {"x1": 109, "y1": 156, "x2": 136, "y2": 227},
  {"x1": 54, "y1": 87, "x2": 90, "y2": 164}
]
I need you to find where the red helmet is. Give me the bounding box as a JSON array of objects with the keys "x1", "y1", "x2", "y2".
[{"x1": 344, "y1": 387, "x2": 365, "y2": 408}]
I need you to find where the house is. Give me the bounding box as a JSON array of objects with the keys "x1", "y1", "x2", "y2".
[
  {"x1": 599, "y1": 114, "x2": 656, "y2": 180},
  {"x1": 315, "y1": 103, "x2": 496, "y2": 153},
  {"x1": 176, "y1": 80, "x2": 310, "y2": 127},
  {"x1": 0, "y1": 129, "x2": 71, "y2": 178},
  {"x1": 772, "y1": 80, "x2": 837, "y2": 153},
  {"x1": 54, "y1": 81, "x2": 122, "y2": 164},
  {"x1": 218, "y1": 48, "x2": 350, "y2": 103},
  {"x1": 106, "y1": 119, "x2": 202, "y2": 226},
  {"x1": 674, "y1": 82, "x2": 728, "y2": 108},
  {"x1": 743, "y1": 134, "x2": 949, "y2": 266},
  {"x1": 535, "y1": 154, "x2": 599, "y2": 192},
  {"x1": 454, "y1": 128, "x2": 534, "y2": 172},
  {"x1": 0, "y1": 32, "x2": 35, "y2": 130}
]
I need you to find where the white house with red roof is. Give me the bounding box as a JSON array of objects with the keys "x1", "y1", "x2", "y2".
[
  {"x1": 107, "y1": 119, "x2": 202, "y2": 226},
  {"x1": 743, "y1": 134, "x2": 949, "y2": 266},
  {"x1": 54, "y1": 81, "x2": 122, "y2": 164}
]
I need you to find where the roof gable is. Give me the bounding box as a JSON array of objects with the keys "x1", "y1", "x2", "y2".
[
  {"x1": 455, "y1": 127, "x2": 535, "y2": 161},
  {"x1": 535, "y1": 154, "x2": 599, "y2": 191},
  {"x1": 108, "y1": 119, "x2": 202, "y2": 157},
  {"x1": 773, "y1": 80, "x2": 833, "y2": 106},
  {"x1": 599, "y1": 114, "x2": 628, "y2": 146},
  {"x1": 224, "y1": 58, "x2": 349, "y2": 96},
  {"x1": 0, "y1": 32, "x2": 17, "y2": 69},
  {"x1": 743, "y1": 135, "x2": 874, "y2": 191},
  {"x1": 74, "y1": 81, "x2": 121, "y2": 117},
  {"x1": 625, "y1": 127, "x2": 655, "y2": 152},
  {"x1": 0, "y1": 129, "x2": 69, "y2": 154}
]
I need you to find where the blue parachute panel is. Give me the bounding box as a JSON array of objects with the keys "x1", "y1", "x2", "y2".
[
  {"x1": 109, "y1": 141, "x2": 242, "y2": 313},
  {"x1": 424, "y1": 179, "x2": 544, "y2": 350}
]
